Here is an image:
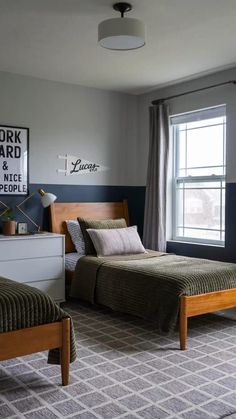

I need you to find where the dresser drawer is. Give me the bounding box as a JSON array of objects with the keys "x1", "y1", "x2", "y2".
[
  {"x1": 0, "y1": 257, "x2": 64, "y2": 283},
  {"x1": 26, "y1": 279, "x2": 65, "y2": 302},
  {"x1": 0, "y1": 236, "x2": 63, "y2": 261}
]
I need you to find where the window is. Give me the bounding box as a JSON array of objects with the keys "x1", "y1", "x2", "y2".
[{"x1": 171, "y1": 105, "x2": 226, "y2": 245}]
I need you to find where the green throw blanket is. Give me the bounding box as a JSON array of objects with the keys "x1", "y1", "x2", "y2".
[
  {"x1": 70, "y1": 251, "x2": 236, "y2": 332},
  {"x1": 0, "y1": 277, "x2": 76, "y2": 364}
]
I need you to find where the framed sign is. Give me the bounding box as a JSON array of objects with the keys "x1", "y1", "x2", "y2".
[{"x1": 0, "y1": 125, "x2": 29, "y2": 195}]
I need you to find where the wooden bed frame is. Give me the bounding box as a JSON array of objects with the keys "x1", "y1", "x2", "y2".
[
  {"x1": 50, "y1": 200, "x2": 129, "y2": 254},
  {"x1": 50, "y1": 200, "x2": 236, "y2": 350},
  {"x1": 0, "y1": 318, "x2": 70, "y2": 386},
  {"x1": 50, "y1": 200, "x2": 129, "y2": 286}
]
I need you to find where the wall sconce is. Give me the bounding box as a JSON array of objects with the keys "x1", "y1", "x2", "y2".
[{"x1": 16, "y1": 188, "x2": 57, "y2": 231}]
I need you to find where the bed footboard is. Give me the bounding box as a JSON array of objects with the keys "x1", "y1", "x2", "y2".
[
  {"x1": 179, "y1": 288, "x2": 236, "y2": 350},
  {"x1": 0, "y1": 317, "x2": 71, "y2": 386}
]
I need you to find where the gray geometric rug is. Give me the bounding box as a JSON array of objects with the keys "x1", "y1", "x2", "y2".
[{"x1": 1, "y1": 301, "x2": 236, "y2": 418}]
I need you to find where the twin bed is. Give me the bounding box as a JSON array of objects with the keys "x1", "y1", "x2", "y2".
[
  {"x1": 0, "y1": 277, "x2": 76, "y2": 386},
  {"x1": 1, "y1": 198, "x2": 236, "y2": 387},
  {"x1": 50, "y1": 200, "x2": 236, "y2": 350},
  {"x1": 0, "y1": 203, "x2": 80, "y2": 386}
]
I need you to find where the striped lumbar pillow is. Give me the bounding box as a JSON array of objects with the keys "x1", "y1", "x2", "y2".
[
  {"x1": 87, "y1": 225, "x2": 146, "y2": 257},
  {"x1": 78, "y1": 218, "x2": 127, "y2": 255},
  {"x1": 66, "y1": 220, "x2": 85, "y2": 254}
]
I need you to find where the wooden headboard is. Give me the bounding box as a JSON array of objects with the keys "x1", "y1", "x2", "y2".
[{"x1": 49, "y1": 200, "x2": 129, "y2": 253}]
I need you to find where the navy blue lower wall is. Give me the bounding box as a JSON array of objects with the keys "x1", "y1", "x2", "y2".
[
  {"x1": 1, "y1": 182, "x2": 236, "y2": 263},
  {"x1": 167, "y1": 183, "x2": 236, "y2": 263},
  {"x1": 0, "y1": 184, "x2": 146, "y2": 236}
]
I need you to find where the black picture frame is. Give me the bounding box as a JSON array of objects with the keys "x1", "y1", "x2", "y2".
[{"x1": 0, "y1": 124, "x2": 29, "y2": 196}]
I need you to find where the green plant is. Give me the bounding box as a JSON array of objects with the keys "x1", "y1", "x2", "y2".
[{"x1": 3, "y1": 208, "x2": 14, "y2": 221}]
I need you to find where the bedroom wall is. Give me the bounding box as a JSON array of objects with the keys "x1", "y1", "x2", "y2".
[
  {"x1": 0, "y1": 72, "x2": 145, "y2": 233},
  {"x1": 2, "y1": 67, "x2": 236, "y2": 253},
  {"x1": 137, "y1": 66, "x2": 236, "y2": 262}
]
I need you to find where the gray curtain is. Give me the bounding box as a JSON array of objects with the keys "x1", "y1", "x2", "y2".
[{"x1": 143, "y1": 102, "x2": 169, "y2": 252}]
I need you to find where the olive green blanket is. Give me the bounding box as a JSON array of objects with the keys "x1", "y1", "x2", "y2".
[
  {"x1": 0, "y1": 277, "x2": 76, "y2": 364},
  {"x1": 70, "y1": 252, "x2": 236, "y2": 332}
]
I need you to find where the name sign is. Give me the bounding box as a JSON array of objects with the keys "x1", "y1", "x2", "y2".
[
  {"x1": 0, "y1": 125, "x2": 29, "y2": 195},
  {"x1": 66, "y1": 155, "x2": 108, "y2": 176}
]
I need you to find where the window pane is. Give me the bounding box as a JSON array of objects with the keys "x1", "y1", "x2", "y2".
[
  {"x1": 178, "y1": 168, "x2": 186, "y2": 177},
  {"x1": 184, "y1": 188, "x2": 221, "y2": 230},
  {"x1": 177, "y1": 227, "x2": 184, "y2": 236},
  {"x1": 183, "y1": 228, "x2": 221, "y2": 242},
  {"x1": 187, "y1": 125, "x2": 224, "y2": 173},
  {"x1": 176, "y1": 188, "x2": 184, "y2": 227},
  {"x1": 177, "y1": 129, "x2": 186, "y2": 174}
]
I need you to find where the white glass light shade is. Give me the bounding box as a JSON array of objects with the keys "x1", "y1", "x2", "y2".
[
  {"x1": 98, "y1": 17, "x2": 145, "y2": 50},
  {"x1": 41, "y1": 192, "x2": 57, "y2": 208}
]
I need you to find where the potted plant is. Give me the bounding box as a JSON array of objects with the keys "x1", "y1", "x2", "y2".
[{"x1": 2, "y1": 208, "x2": 16, "y2": 235}]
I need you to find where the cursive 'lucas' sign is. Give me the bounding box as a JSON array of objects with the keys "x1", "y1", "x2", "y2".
[{"x1": 66, "y1": 155, "x2": 109, "y2": 176}]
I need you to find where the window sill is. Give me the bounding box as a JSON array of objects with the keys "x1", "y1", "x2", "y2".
[{"x1": 167, "y1": 239, "x2": 225, "y2": 249}]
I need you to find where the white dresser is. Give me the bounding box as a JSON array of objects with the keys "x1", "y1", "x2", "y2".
[{"x1": 0, "y1": 233, "x2": 65, "y2": 303}]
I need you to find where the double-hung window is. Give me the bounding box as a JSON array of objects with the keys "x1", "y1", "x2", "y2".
[{"x1": 171, "y1": 105, "x2": 226, "y2": 245}]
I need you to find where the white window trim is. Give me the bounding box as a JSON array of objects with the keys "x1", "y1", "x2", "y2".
[{"x1": 171, "y1": 109, "x2": 226, "y2": 247}]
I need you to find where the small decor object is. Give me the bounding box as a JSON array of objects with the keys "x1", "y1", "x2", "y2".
[
  {"x1": 2, "y1": 208, "x2": 16, "y2": 235},
  {"x1": 17, "y1": 222, "x2": 28, "y2": 235},
  {"x1": 57, "y1": 154, "x2": 109, "y2": 176},
  {"x1": 16, "y1": 188, "x2": 57, "y2": 231},
  {"x1": 0, "y1": 125, "x2": 29, "y2": 196},
  {"x1": 98, "y1": 2, "x2": 145, "y2": 50}
]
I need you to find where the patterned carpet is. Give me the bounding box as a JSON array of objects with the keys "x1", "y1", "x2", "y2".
[{"x1": 1, "y1": 301, "x2": 236, "y2": 419}]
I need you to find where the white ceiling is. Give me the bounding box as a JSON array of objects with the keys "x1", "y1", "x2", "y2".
[{"x1": 0, "y1": 0, "x2": 236, "y2": 94}]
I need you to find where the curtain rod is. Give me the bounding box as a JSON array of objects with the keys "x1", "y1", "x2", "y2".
[{"x1": 151, "y1": 80, "x2": 236, "y2": 105}]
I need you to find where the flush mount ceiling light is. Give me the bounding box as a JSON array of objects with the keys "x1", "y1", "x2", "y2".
[{"x1": 98, "y1": 2, "x2": 145, "y2": 50}]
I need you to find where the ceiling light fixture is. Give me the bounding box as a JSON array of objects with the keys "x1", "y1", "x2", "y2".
[{"x1": 98, "y1": 2, "x2": 145, "y2": 51}]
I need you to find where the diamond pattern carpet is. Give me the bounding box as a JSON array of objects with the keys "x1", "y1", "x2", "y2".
[{"x1": 0, "y1": 301, "x2": 236, "y2": 418}]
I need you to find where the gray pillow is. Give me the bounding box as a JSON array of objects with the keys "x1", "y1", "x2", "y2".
[
  {"x1": 66, "y1": 220, "x2": 85, "y2": 254},
  {"x1": 87, "y1": 226, "x2": 146, "y2": 257},
  {"x1": 78, "y1": 218, "x2": 127, "y2": 255}
]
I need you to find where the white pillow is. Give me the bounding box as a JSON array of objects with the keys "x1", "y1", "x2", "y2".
[
  {"x1": 87, "y1": 226, "x2": 146, "y2": 257},
  {"x1": 66, "y1": 220, "x2": 85, "y2": 255}
]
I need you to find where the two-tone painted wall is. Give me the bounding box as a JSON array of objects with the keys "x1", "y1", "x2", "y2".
[
  {"x1": 137, "y1": 67, "x2": 236, "y2": 262},
  {"x1": 0, "y1": 71, "x2": 145, "y2": 233},
  {"x1": 1, "y1": 67, "x2": 236, "y2": 263}
]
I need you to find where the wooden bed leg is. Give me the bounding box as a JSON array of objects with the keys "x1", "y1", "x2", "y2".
[
  {"x1": 61, "y1": 318, "x2": 70, "y2": 386},
  {"x1": 179, "y1": 297, "x2": 187, "y2": 350}
]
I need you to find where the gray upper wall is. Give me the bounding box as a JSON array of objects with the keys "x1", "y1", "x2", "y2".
[
  {"x1": 2, "y1": 67, "x2": 236, "y2": 190},
  {"x1": 137, "y1": 67, "x2": 236, "y2": 185},
  {"x1": 0, "y1": 72, "x2": 139, "y2": 186}
]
